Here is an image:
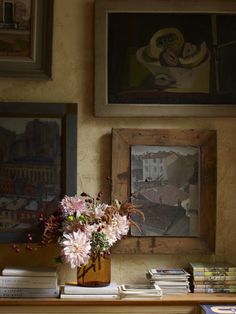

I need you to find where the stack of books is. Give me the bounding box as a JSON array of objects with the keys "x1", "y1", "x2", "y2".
[
  {"x1": 146, "y1": 268, "x2": 191, "y2": 295},
  {"x1": 0, "y1": 266, "x2": 59, "y2": 298},
  {"x1": 190, "y1": 262, "x2": 236, "y2": 293},
  {"x1": 118, "y1": 283, "x2": 162, "y2": 299},
  {"x1": 60, "y1": 282, "x2": 120, "y2": 299}
]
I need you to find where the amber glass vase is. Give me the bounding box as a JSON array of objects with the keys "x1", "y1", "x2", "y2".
[{"x1": 77, "y1": 254, "x2": 111, "y2": 287}]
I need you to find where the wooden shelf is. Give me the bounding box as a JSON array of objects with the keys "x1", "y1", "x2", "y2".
[{"x1": 0, "y1": 293, "x2": 236, "y2": 306}]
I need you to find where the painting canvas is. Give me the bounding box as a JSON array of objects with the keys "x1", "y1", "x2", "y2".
[
  {"x1": 0, "y1": 103, "x2": 77, "y2": 243},
  {"x1": 130, "y1": 145, "x2": 200, "y2": 237},
  {"x1": 0, "y1": 0, "x2": 53, "y2": 78},
  {"x1": 0, "y1": 0, "x2": 33, "y2": 58},
  {"x1": 108, "y1": 12, "x2": 236, "y2": 105}
]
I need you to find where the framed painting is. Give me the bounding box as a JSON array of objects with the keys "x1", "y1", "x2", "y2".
[
  {"x1": 95, "y1": 0, "x2": 236, "y2": 117},
  {"x1": 0, "y1": 102, "x2": 77, "y2": 243},
  {"x1": 0, "y1": 0, "x2": 53, "y2": 78},
  {"x1": 112, "y1": 128, "x2": 217, "y2": 254}
]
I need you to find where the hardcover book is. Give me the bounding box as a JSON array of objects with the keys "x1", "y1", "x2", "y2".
[
  {"x1": 190, "y1": 263, "x2": 236, "y2": 272},
  {"x1": 194, "y1": 280, "x2": 236, "y2": 285},
  {"x1": 194, "y1": 275, "x2": 236, "y2": 281},
  {"x1": 0, "y1": 286, "x2": 60, "y2": 298},
  {"x1": 201, "y1": 305, "x2": 236, "y2": 314},
  {"x1": 195, "y1": 287, "x2": 236, "y2": 293},
  {"x1": 0, "y1": 275, "x2": 58, "y2": 289},
  {"x1": 2, "y1": 266, "x2": 57, "y2": 277},
  {"x1": 64, "y1": 282, "x2": 118, "y2": 295},
  {"x1": 193, "y1": 271, "x2": 236, "y2": 276},
  {"x1": 60, "y1": 293, "x2": 120, "y2": 299}
]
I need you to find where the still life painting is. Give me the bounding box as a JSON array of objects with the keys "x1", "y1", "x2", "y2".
[{"x1": 108, "y1": 12, "x2": 236, "y2": 105}]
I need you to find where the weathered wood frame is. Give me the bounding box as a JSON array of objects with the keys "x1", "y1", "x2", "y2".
[{"x1": 112, "y1": 128, "x2": 217, "y2": 254}]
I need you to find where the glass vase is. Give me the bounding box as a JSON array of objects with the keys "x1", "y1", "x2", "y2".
[{"x1": 77, "y1": 254, "x2": 111, "y2": 287}]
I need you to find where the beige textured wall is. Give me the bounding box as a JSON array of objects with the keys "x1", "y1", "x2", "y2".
[{"x1": 0, "y1": 0, "x2": 236, "y2": 285}]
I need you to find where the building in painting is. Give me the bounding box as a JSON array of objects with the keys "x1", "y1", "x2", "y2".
[{"x1": 0, "y1": 0, "x2": 31, "y2": 29}]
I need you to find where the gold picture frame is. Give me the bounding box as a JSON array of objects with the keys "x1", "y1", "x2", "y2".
[
  {"x1": 112, "y1": 128, "x2": 217, "y2": 254},
  {"x1": 95, "y1": 0, "x2": 236, "y2": 117}
]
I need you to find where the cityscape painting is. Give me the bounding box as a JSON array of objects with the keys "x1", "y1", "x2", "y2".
[
  {"x1": 130, "y1": 145, "x2": 200, "y2": 237},
  {"x1": 0, "y1": 102, "x2": 77, "y2": 243},
  {"x1": 0, "y1": 117, "x2": 61, "y2": 242}
]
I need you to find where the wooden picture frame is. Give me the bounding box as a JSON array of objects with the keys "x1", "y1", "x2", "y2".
[
  {"x1": 95, "y1": 0, "x2": 236, "y2": 117},
  {"x1": 0, "y1": 102, "x2": 77, "y2": 243},
  {"x1": 0, "y1": 0, "x2": 53, "y2": 78},
  {"x1": 112, "y1": 128, "x2": 217, "y2": 254}
]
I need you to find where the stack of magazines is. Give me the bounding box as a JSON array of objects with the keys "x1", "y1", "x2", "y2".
[
  {"x1": 146, "y1": 268, "x2": 191, "y2": 295},
  {"x1": 0, "y1": 266, "x2": 59, "y2": 298},
  {"x1": 118, "y1": 283, "x2": 163, "y2": 299}
]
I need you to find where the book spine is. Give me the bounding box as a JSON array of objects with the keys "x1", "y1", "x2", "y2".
[
  {"x1": 64, "y1": 289, "x2": 118, "y2": 295},
  {"x1": 192, "y1": 267, "x2": 236, "y2": 272},
  {"x1": 2, "y1": 270, "x2": 56, "y2": 277},
  {"x1": 0, "y1": 276, "x2": 57, "y2": 288},
  {"x1": 0, "y1": 287, "x2": 59, "y2": 298},
  {"x1": 195, "y1": 284, "x2": 236, "y2": 289},
  {"x1": 194, "y1": 280, "x2": 236, "y2": 285},
  {"x1": 60, "y1": 294, "x2": 120, "y2": 299},
  {"x1": 194, "y1": 287, "x2": 236, "y2": 293},
  {"x1": 193, "y1": 275, "x2": 236, "y2": 281},
  {"x1": 193, "y1": 271, "x2": 236, "y2": 276}
]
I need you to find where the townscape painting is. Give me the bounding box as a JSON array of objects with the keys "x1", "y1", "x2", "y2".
[
  {"x1": 130, "y1": 145, "x2": 199, "y2": 237},
  {"x1": 0, "y1": 0, "x2": 33, "y2": 58},
  {"x1": 0, "y1": 103, "x2": 77, "y2": 243},
  {"x1": 112, "y1": 128, "x2": 216, "y2": 254},
  {"x1": 0, "y1": 0, "x2": 53, "y2": 78}
]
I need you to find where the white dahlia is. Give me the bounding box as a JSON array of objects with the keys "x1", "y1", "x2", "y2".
[{"x1": 61, "y1": 231, "x2": 91, "y2": 268}]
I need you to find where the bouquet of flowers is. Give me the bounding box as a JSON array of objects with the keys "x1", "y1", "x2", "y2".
[{"x1": 40, "y1": 192, "x2": 143, "y2": 269}]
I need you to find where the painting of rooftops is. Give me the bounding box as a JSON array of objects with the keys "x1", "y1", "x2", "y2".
[
  {"x1": 131, "y1": 145, "x2": 199, "y2": 237},
  {"x1": 0, "y1": 117, "x2": 61, "y2": 242}
]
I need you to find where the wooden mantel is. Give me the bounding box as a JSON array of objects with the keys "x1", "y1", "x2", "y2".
[{"x1": 0, "y1": 294, "x2": 236, "y2": 306}]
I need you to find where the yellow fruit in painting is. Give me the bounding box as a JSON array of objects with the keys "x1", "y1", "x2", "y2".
[
  {"x1": 179, "y1": 42, "x2": 208, "y2": 68},
  {"x1": 148, "y1": 28, "x2": 184, "y2": 59}
]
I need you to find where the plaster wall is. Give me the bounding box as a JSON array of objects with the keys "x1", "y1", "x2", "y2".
[{"x1": 0, "y1": 0, "x2": 235, "y2": 285}]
